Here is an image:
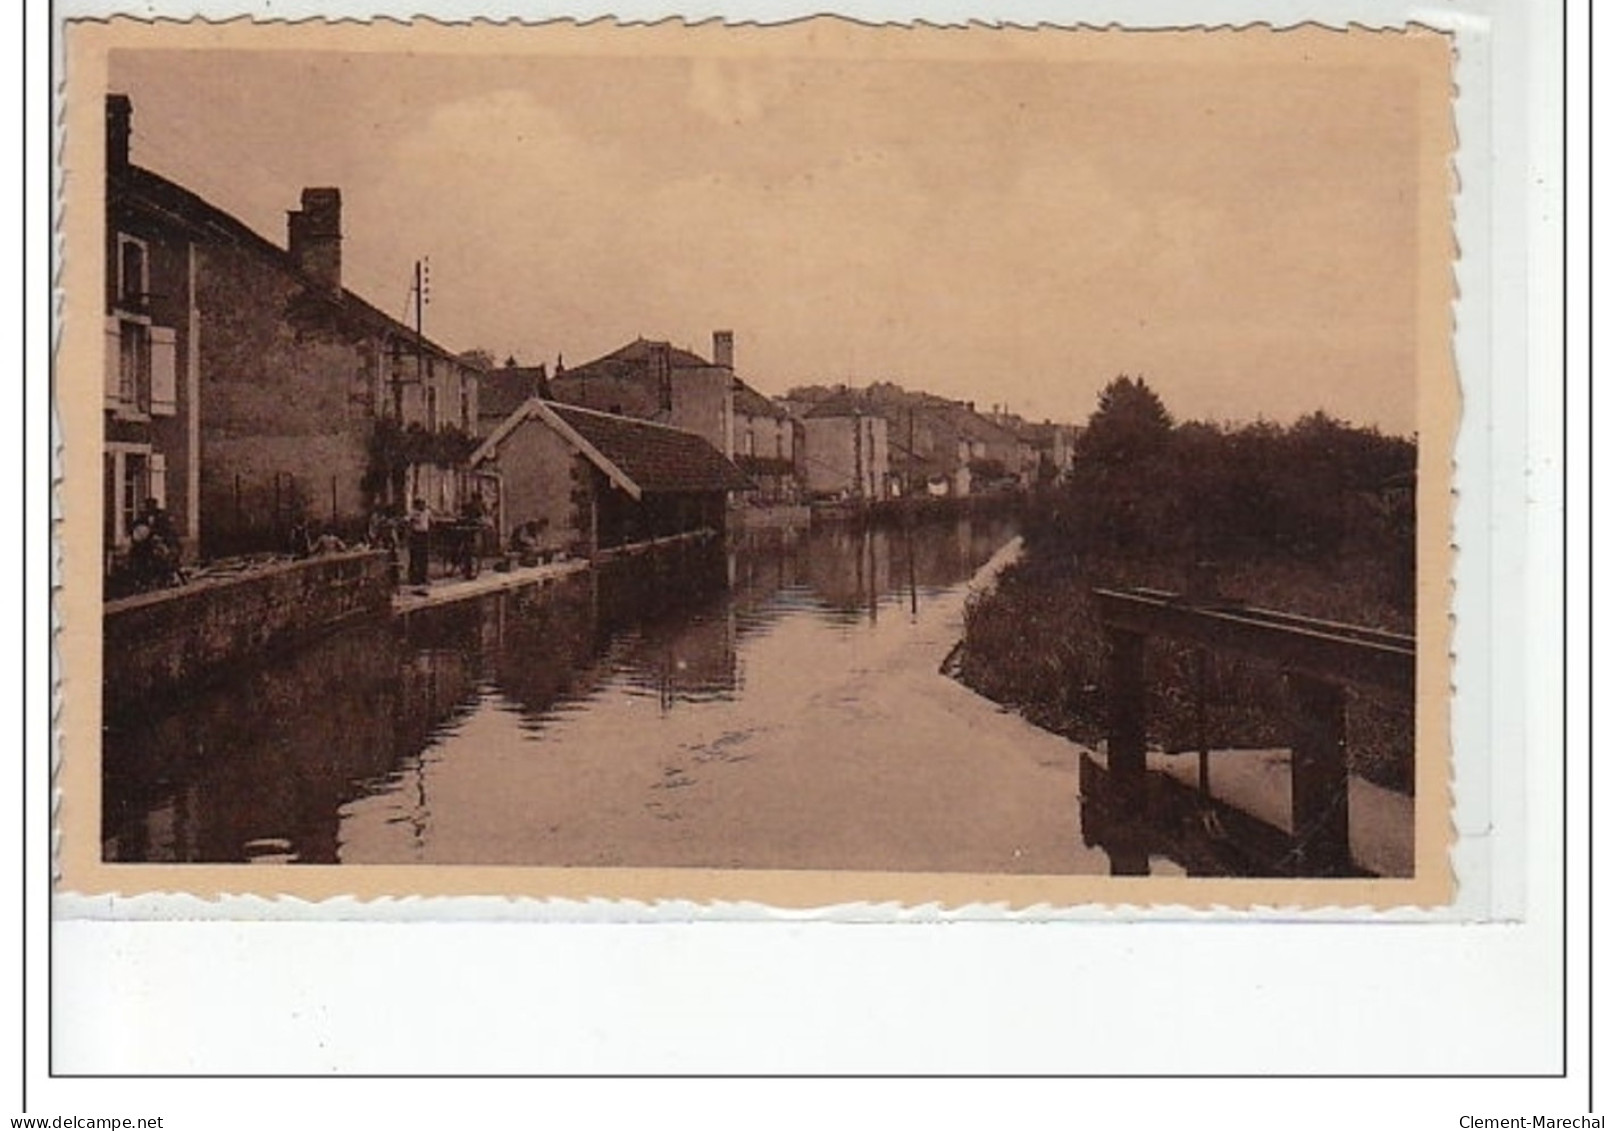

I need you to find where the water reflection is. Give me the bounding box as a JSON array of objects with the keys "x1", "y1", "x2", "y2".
[
  {"x1": 1077, "y1": 752, "x2": 1389, "y2": 878},
  {"x1": 104, "y1": 517, "x2": 1052, "y2": 870},
  {"x1": 102, "y1": 514, "x2": 1406, "y2": 878}
]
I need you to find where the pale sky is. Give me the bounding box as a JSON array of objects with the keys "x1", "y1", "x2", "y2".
[{"x1": 108, "y1": 34, "x2": 1442, "y2": 434}]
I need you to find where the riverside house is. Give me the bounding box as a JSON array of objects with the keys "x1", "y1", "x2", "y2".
[
  {"x1": 103, "y1": 94, "x2": 482, "y2": 566},
  {"x1": 799, "y1": 390, "x2": 892, "y2": 501},
  {"x1": 548, "y1": 336, "x2": 735, "y2": 456},
  {"x1": 476, "y1": 360, "x2": 549, "y2": 437},
  {"x1": 547, "y1": 331, "x2": 799, "y2": 503},
  {"x1": 468, "y1": 399, "x2": 753, "y2": 557}
]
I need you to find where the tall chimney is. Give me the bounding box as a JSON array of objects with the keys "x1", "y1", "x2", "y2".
[
  {"x1": 106, "y1": 94, "x2": 132, "y2": 174},
  {"x1": 287, "y1": 187, "x2": 342, "y2": 296},
  {"x1": 713, "y1": 330, "x2": 734, "y2": 370},
  {"x1": 649, "y1": 341, "x2": 673, "y2": 413}
]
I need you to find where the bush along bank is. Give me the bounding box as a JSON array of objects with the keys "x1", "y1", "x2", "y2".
[{"x1": 953, "y1": 378, "x2": 1417, "y2": 795}]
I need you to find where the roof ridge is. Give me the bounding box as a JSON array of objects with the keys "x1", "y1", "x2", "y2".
[
  {"x1": 548, "y1": 400, "x2": 725, "y2": 437},
  {"x1": 117, "y1": 164, "x2": 468, "y2": 364},
  {"x1": 572, "y1": 337, "x2": 713, "y2": 372}
]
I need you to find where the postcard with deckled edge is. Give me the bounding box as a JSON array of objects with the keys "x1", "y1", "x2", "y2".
[{"x1": 57, "y1": 15, "x2": 1457, "y2": 911}]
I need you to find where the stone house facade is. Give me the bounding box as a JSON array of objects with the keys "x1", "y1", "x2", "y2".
[
  {"x1": 104, "y1": 94, "x2": 481, "y2": 564},
  {"x1": 799, "y1": 392, "x2": 891, "y2": 500},
  {"x1": 545, "y1": 331, "x2": 800, "y2": 503},
  {"x1": 731, "y1": 380, "x2": 798, "y2": 503},
  {"x1": 469, "y1": 399, "x2": 753, "y2": 557},
  {"x1": 103, "y1": 95, "x2": 196, "y2": 566},
  {"x1": 548, "y1": 336, "x2": 734, "y2": 458}
]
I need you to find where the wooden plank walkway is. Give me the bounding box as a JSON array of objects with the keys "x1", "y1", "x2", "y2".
[
  {"x1": 392, "y1": 558, "x2": 590, "y2": 614},
  {"x1": 390, "y1": 530, "x2": 718, "y2": 614}
]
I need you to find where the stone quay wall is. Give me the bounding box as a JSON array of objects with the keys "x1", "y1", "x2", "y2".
[{"x1": 103, "y1": 549, "x2": 392, "y2": 717}]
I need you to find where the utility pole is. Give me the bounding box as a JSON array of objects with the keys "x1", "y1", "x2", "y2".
[
  {"x1": 908, "y1": 408, "x2": 916, "y2": 495},
  {"x1": 853, "y1": 406, "x2": 863, "y2": 501},
  {"x1": 414, "y1": 257, "x2": 429, "y2": 393}
]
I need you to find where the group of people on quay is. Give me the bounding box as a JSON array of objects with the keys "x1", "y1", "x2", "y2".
[
  {"x1": 361, "y1": 493, "x2": 494, "y2": 591},
  {"x1": 117, "y1": 497, "x2": 186, "y2": 594},
  {"x1": 109, "y1": 492, "x2": 505, "y2": 599}
]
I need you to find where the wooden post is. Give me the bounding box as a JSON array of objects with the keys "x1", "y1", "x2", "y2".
[
  {"x1": 1194, "y1": 649, "x2": 1211, "y2": 796},
  {"x1": 1286, "y1": 672, "x2": 1351, "y2": 876},
  {"x1": 1080, "y1": 752, "x2": 1150, "y2": 875},
  {"x1": 1106, "y1": 628, "x2": 1147, "y2": 782}
]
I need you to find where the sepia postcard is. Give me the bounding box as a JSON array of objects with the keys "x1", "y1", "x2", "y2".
[{"x1": 57, "y1": 15, "x2": 1458, "y2": 910}]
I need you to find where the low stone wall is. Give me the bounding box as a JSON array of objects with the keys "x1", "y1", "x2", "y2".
[
  {"x1": 728, "y1": 503, "x2": 812, "y2": 530},
  {"x1": 104, "y1": 550, "x2": 392, "y2": 717},
  {"x1": 810, "y1": 492, "x2": 1025, "y2": 526}
]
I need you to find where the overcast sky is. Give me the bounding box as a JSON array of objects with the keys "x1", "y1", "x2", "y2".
[{"x1": 108, "y1": 34, "x2": 1440, "y2": 434}]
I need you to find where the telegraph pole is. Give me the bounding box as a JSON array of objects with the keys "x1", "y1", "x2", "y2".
[
  {"x1": 908, "y1": 408, "x2": 916, "y2": 495},
  {"x1": 414, "y1": 257, "x2": 430, "y2": 389}
]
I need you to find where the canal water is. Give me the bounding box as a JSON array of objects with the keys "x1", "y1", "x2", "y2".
[{"x1": 103, "y1": 516, "x2": 1125, "y2": 874}]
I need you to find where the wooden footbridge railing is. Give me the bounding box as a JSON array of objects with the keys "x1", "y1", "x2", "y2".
[{"x1": 1091, "y1": 582, "x2": 1416, "y2": 876}]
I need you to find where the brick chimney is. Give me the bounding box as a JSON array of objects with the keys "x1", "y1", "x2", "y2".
[
  {"x1": 287, "y1": 187, "x2": 342, "y2": 296},
  {"x1": 713, "y1": 330, "x2": 734, "y2": 370},
  {"x1": 648, "y1": 340, "x2": 673, "y2": 413},
  {"x1": 106, "y1": 94, "x2": 132, "y2": 174}
]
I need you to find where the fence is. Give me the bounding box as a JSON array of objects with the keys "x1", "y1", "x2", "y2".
[{"x1": 1092, "y1": 581, "x2": 1416, "y2": 876}]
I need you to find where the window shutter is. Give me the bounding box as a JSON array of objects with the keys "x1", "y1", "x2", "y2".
[
  {"x1": 150, "y1": 326, "x2": 178, "y2": 416},
  {"x1": 149, "y1": 452, "x2": 167, "y2": 509},
  {"x1": 105, "y1": 318, "x2": 122, "y2": 406}
]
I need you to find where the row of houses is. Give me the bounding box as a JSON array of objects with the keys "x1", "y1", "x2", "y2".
[
  {"x1": 476, "y1": 334, "x2": 797, "y2": 507},
  {"x1": 783, "y1": 386, "x2": 1076, "y2": 501},
  {"x1": 103, "y1": 95, "x2": 757, "y2": 573},
  {"x1": 102, "y1": 92, "x2": 1077, "y2": 580},
  {"x1": 477, "y1": 346, "x2": 1079, "y2": 510},
  {"x1": 104, "y1": 94, "x2": 486, "y2": 566}
]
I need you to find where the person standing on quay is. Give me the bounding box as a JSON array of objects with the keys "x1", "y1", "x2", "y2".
[{"x1": 407, "y1": 497, "x2": 432, "y2": 587}]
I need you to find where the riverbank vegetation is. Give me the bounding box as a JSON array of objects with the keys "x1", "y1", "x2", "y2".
[{"x1": 958, "y1": 377, "x2": 1418, "y2": 792}]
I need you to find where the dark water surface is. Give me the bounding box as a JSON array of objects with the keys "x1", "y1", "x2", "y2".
[{"x1": 103, "y1": 516, "x2": 1126, "y2": 872}]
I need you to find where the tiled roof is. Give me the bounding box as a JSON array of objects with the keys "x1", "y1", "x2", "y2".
[
  {"x1": 561, "y1": 338, "x2": 714, "y2": 383},
  {"x1": 735, "y1": 454, "x2": 795, "y2": 478},
  {"x1": 478, "y1": 367, "x2": 547, "y2": 419},
  {"x1": 944, "y1": 403, "x2": 1022, "y2": 445},
  {"x1": 732, "y1": 378, "x2": 786, "y2": 420},
  {"x1": 1017, "y1": 421, "x2": 1075, "y2": 446},
  {"x1": 473, "y1": 400, "x2": 752, "y2": 496},
  {"x1": 551, "y1": 404, "x2": 753, "y2": 494},
  {"x1": 802, "y1": 391, "x2": 870, "y2": 419},
  {"x1": 113, "y1": 164, "x2": 470, "y2": 366}
]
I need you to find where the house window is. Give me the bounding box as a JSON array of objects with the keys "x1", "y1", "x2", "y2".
[
  {"x1": 117, "y1": 234, "x2": 148, "y2": 310},
  {"x1": 389, "y1": 341, "x2": 407, "y2": 420},
  {"x1": 426, "y1": 385, "x2": 439, "y2": 432},
  {"x1": 104, "y1": 446, "x2": 169, "y2": 559},
  {"x1": 120, "y1": 451, "x2": 148, "y2": 543},
  {"x1": 460, "y1": 385, "x2": 471, "y2": 432},
  {"x1": 119, "y1": 320, "x2": 151, "y2": 411}
]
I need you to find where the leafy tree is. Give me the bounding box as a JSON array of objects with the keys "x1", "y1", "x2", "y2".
[
  {"x1": 1074, "y1": 376, "x2": 1174, "y2": 467},
  {"x1": 1062, "y1": 376, "x2": 1178, "y2": 551}
]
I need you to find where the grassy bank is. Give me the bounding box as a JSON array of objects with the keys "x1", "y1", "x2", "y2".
[
  {"x1": 956, "y1": 541, "x2": 1415, "y2": 794},
  {"x1": 954, "y1": 379, "x2": 1418, "y2": 794}
]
